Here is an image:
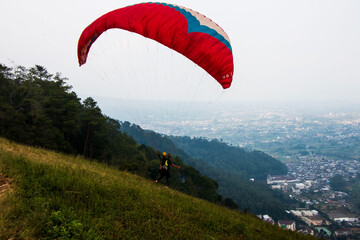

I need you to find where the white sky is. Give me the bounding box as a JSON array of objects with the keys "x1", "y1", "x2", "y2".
[{"x1": 1, "y1": 0, "x2": 360, "y2": 104}]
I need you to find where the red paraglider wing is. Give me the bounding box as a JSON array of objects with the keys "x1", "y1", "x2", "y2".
[{"x1": 77, "y1": 2, "x2": 233, "y2": 89}]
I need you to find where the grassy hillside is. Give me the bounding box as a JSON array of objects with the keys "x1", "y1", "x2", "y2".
[
  {"x1": 120, "y1": 122, "x2": 299, "y2": 219},
  {"x1": 0, "y1": 138, "x2": 316, "y2": 240}
]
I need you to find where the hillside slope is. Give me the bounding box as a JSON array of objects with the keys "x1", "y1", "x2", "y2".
[
  {"x1": 120, "y1": 122, "x2": 298, "y2": 219},
  {"x1": 0, "y1": 64, "x2": 224, "y2": 205},
  {"x1": 0, "y1": 138, "x2": 315, "y2": 239}
]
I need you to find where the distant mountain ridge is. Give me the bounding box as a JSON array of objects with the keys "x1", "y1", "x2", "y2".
[
  {"x1": 169, "y1": 136, "x2": 288, "y2": 180},
  {"x1": 120, "y1": 121, "x2": 287, "y2": 180},
  {"x1": 120, "y1": 121, "x2": 297, "y2": 219}
]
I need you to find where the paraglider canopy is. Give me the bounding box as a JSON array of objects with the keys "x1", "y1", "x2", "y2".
[{"x1": 77, "y1": 2, "x2": 234, "y2": 89}]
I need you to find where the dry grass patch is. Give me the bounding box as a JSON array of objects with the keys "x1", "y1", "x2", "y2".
[{"x1": 0, "y1": 173, "x2": 10, "y2": 195}]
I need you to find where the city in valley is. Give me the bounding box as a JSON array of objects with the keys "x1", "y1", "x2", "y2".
[{"x1": 137, "y1": 102, "x2": 360, "y2": 238}]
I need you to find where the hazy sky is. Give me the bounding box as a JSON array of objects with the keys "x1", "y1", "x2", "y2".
[{"x1": 1, "y1": 0, "x2": 360, "y2": 104}]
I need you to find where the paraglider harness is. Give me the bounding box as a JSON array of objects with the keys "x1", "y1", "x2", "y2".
[{"x1": 160, "y1": 156, "x2": 170, "y2": 171}]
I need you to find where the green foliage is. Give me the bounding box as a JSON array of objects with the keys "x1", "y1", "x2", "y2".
[
  {"x1": 0, "y1": 64, "x2": 81, "y2": 153},
  {"x1": 46, "y1": 211, "x2": 99, "y2": 240},
  {"x1": 330, "y1": 175, "x2": 348, "y2": 192},
  {"x1": 0, "y1": 139, "x2": 316, "y2": 240},
  {"x1": 222, "y1": 197, "x2": 239, "y2": 209},
  {"x1": 343, "y1": 176, "x2": 360, "y2": 214},
  {"x1": 329, "y1": 175, "x2": 360, "y2": 214}
]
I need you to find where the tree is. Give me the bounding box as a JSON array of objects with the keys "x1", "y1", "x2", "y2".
[
  {"x1": 222, "y1": 198, "x2": 239, "y2": 209},
  {"x1": 330, "y1": 175, "x2": 348, "y2": 192},
  {"x1": 80, "y1": 97, "x2": 104, "y2": 158}
]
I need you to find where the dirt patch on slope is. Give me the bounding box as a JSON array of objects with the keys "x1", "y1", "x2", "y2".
[{"x1": 0, "y1": 173, "x2": 10, "y2": 195}]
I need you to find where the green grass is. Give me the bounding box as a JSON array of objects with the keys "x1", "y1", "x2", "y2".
[{"x1": 0, "y1": 138, "x2": 317, "y2": 239}]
